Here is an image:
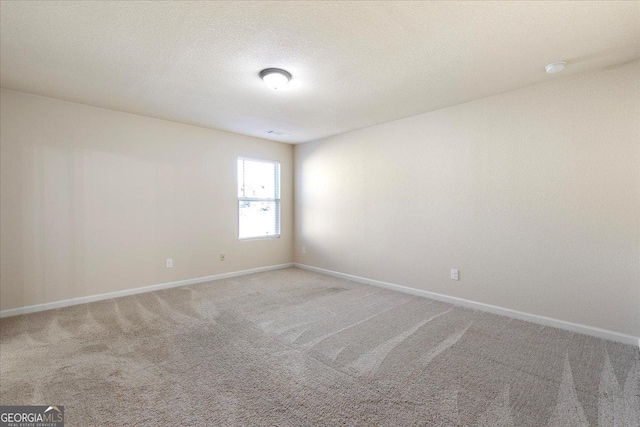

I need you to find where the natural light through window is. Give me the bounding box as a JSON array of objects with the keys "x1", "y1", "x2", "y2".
[{"x1": 238, "y1": 157, "x2": 280, "y2": 239}]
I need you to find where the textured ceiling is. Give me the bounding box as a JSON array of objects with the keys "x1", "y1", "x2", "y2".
[{"x1": 1, "y1": 2, "x2": 639, "y2": 144}]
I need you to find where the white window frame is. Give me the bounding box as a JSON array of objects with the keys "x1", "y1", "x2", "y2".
[{"x1": 237, "y1": 156, "x2": 281, "y2": 240}]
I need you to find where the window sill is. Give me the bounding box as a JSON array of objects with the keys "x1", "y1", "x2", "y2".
[{"x1": 238, "y1": 234, "x2": 281, "y2": 241}]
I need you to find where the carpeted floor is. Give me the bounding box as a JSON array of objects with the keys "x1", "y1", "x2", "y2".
[{"x1": 0, "y1": 267, "x2": 638, "y2": 426}]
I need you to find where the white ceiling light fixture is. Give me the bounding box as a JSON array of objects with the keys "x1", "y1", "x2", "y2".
[
  {"x1": 260, "y1": 68, "x2": 292, "y2": 90},
  {"x1": 545, "y1": 62, "x2": 566, "y2": 74}
]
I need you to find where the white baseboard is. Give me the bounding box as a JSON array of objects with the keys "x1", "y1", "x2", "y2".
[
  {"x1": 0, "y1": 263, "x2": 294, "y2": 318},
  {"x1": 295, "y1": 263, "x2": 640, "y2": 348}
]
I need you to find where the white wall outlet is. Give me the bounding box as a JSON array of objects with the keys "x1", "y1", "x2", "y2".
[
  {"x1": 451, "y1": 268, "x2": 459, "y2": 280},
  {"x1": 166, "y1": 259, "x2": 173, "y2": 268},
  {"x1": 302, "y1": 246, "x2": 306, "y2": 254},
  {"x1": 220, "y1": 254, "x2": 225, "y2": 261}
]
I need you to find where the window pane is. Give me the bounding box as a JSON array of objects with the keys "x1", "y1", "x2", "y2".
[
  {"x1": 239, "y1": 201, "x2": 280, "y2": 239},
  {"x1": 238, "y1": 158, "x2": 279, "y2": 199}
]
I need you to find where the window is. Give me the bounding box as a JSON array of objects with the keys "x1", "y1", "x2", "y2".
[{"x1": 237, "y1": 157, "x2": 281, "y2": 239}]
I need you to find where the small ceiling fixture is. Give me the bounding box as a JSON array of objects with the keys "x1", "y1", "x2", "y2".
[
  {"x1": 545, "y1": 62, "x2": 566, "y2": 74},
  {"x1": 260, "y1": 68, "x2": 292, "y2": 90},
  {"x1": 267, "y1": 130, "x2": 289, "y2": 137}
]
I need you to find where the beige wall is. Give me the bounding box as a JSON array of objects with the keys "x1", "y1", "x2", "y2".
[
  {"x1": 294, "y1": 61, "x2": 640, "y2": 337},
  {"x1": 0, "y1": 89, "x2": 293, "y2": 311}
]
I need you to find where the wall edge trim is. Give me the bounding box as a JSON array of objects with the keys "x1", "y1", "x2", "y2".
[
  {"x1": 0, "y1": 263, "x2": 295, "y2": 318},
  {"x1": 294, "y1": 263, "x2": 639, "y2": 348}
]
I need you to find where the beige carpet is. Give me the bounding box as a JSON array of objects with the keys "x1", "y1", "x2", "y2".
[{"x1": 1, "y1": 267, "x2": 638, "y2": 426}]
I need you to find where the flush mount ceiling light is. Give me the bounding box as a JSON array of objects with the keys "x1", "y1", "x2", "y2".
[
  {"x1": 259, "y1": 68, "x2": 292, "y2": 90},
  {"x1": 545, "y1": 62, "x2": 566, "y2": 74}
]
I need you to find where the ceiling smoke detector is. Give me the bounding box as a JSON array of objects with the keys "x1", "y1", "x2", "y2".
[
  {"x1": 259, "y1": 68, "x2": 292, "y2": 90},
  {"x1": 545, "y1": 62, "x2": 566, "y2": 74}
]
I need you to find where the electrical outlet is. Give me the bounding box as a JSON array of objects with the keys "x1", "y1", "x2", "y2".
[
  {"x1": 302, "y1": 246, "x2": 306, "y2": 254},
  {"x1": 220, "y1": 254, "x2": 225, "y2": 261},
  {"x1": 451, "y1": 268, "x2": 459, "y2": 281},
  {"x1": 166, "y1": 259, "x2": 173, "y2": 268}
]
